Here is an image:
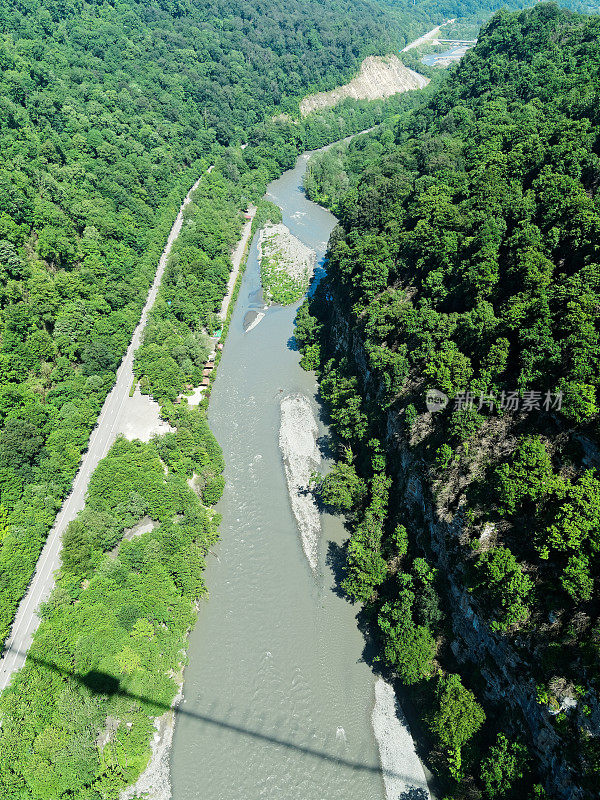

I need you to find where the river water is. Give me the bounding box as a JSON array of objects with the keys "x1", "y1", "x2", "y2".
[{"x1": 170, "y1": 152, "x2": 395, "y2": 800}]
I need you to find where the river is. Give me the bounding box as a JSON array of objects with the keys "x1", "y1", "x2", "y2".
[{"x1": 170, "y1": 150, "x2": 426, "y2": 800}]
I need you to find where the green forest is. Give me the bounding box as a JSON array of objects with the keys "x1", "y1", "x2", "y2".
[
  {"x1": 0, "y1": 0, "x2": 440, "y2": 657},
  {"x1": 0, "y1": 0, "x2": 591, "y2": 660},
  {"x1": 298, "y1": 5, "x2": 600, "y2": 799},
  {"x1": 1, "y1": 0, "x2": 600, "y2": 797},
  {"x1": 0, "y1": 0, "x2": 462, "y2": 796}
]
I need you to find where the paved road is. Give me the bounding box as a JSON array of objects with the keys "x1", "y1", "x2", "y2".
[
  {"x1": 0, "y1": 170, "x2": 210, "y2": 692},
  {"x1": 400, "y1": 19, "x2": 455, "y2": 51}
]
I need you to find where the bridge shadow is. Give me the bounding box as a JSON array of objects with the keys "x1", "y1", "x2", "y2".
[{"x1": 7, "y1": 650, "x2": 429, "y2": 789}]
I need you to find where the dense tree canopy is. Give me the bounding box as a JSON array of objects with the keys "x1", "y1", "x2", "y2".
[
  {"x1": 0, "y1": 0, "x2": 449, "y2": 650},
  {"x1": 298, "y1": 4, "x2": 600, "y2": 797}
]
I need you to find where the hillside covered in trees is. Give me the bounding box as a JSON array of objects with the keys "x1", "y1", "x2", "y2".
[
  {"x1": 0, "y1": 0, "x2": 446, "y2": 653},
  {"x1": 2, "y1": 0, "x2": 600, "y2": 797},
  {"x1": 0, "y1": 0, "x2": 463, "y2": 796},
  {"x1": 297, "y1": 5, "x2": 600, "y2": 798},
  {"x1": 0, "y1": 0, "x2": 594, "y2": 656}
]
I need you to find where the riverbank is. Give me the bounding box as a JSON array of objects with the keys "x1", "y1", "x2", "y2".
[
  {"x1": 170, "y1": 141, "x2": 432, "y2": 800},
  {"x1": 220, "y1": 205, "x2": 257, "y2": 321},
  {"x1": 121, "y1": 679, "x2": 183, "y2": 800},
  {"x1": 372, "y1": 679, "x2": 430, "y2": 800},
  {"x1": 179, "y1": 203, "x2": 258, "y2": 408},
  {"x1": 118, "y1": 201, "x2": 262, "y2": 800}
]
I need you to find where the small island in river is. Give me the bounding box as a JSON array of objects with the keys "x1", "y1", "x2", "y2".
[{"x1": 258, "y1": 222, "x2": 316, "y2": 305}]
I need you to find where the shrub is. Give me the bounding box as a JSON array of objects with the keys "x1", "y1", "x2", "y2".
[
  {"x1": 480, "y1": 733, "x2": 529, "y2": 798},
  {"x1": 429, "y1": 673, "x2": 486, "y2": 779}
]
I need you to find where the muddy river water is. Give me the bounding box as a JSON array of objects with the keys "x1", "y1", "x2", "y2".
[{"x1": 170, "y1": 149, "x2": 428, "y2": 800}]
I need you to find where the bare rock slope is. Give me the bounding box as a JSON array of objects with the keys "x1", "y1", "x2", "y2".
[{"x1": 300, "y1": 55, "x2": 429, "y2": 117}]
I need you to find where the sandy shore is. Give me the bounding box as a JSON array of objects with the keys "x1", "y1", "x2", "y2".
[
  {"x1": 278, "y1": 394, "x2": 322, "y2": 570},
  {"x1": 372, "y1": 678, "x2": 431, "y2": 800}
]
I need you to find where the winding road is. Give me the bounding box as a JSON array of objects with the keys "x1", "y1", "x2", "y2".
[{"x1": 0, "y1": 168, "x2": 215, "y2": 692}]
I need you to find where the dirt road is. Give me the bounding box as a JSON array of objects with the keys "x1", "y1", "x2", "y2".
[{"x1": 0, "y1": 168, "x2": 211, "y2": 692}]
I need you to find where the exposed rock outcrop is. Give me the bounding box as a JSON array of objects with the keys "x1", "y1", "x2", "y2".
[
  {"x1": 300, "y1": 55, "x2": 429, "y2": 117},
  {"x1": 325, "y1": 297, "x2": 586, "y2": 800}
]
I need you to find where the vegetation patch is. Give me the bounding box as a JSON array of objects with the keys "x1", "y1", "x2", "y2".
[
  {"x1": 296, "y1": 5, "x2": 600, "y2": 798},
  {"x1": 259, "y1": 222, "x2": 316, "y2": 305},
  {"x1": 0, "y1": 406, "x2": 224, "y2": 799}
]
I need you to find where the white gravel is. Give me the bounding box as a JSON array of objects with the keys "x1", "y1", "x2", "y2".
[
  {"x1": 372, "y1": 678, "x2": 430, "y2": 800},
  {"x1": 278, "y1": 394, "x2": 322, "y2": 570},
  {"x1": 117, "y1": 385, "x2": 175, "y2": 442},
  {"x1": 258, "y1": 222, "x2": 316, "y2": 301}
]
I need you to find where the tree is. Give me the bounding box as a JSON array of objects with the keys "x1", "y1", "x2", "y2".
[
  {"x1": 480, "y1": 733, "x2": 529, "y2": 798},
  {"x1": 61, "y1": 518, "x2": 95, "y2": 577},
  {"x1": 379, "y1": 586, "x2": 436, "y2": 685},
  {"x1": 430, "y1": 673, "x2": 486, "y2": 779},
  {"x1": 475, "y1": 546, "x2": 533, "y2": 630},
  {"x1": 494, "y1": 438, "x2": 556, "y2": 515},
  {"x1": 560, "y1": 554, "x2": 594, "y2": 604},
  {"x1": 544, "y1": 470, "x2": 600, "y2": 556},
  {"x1": 317, "y1": 460, "x2": 366, "y2": 514},
  {"x1": 392, "y1": 524, "x2": 408, "y2": 558},
  {"x1": 343, "y1": 516, "x2": 388, "y2": 603},
  {"x1": 0, "y1": 505, "x2": 8, "y2": 546},
  {"x1": 424, "y1": 341, "x2": 473, "y2": 399},
  {"x1": 0, "y1": 418, "x2": 44, "y2": 477}
]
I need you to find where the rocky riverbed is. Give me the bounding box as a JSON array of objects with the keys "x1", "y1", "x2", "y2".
[
  {"x1": 258, "y1": 222, "x2": 316, "y2": 305},
  {"x1": 278, "y1": 393, "x2": 322, "y2": 570}
]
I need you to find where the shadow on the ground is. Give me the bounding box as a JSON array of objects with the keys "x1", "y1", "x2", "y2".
[
  {"x1": 6, "y1": 649, "x2": 421, "y2": 784},
  {"x1": 325, "y1": 540, "x2": 350, "y2": 600},
  {"x1": 316, "y1": 433, "x2": 336, "y2": 461}
]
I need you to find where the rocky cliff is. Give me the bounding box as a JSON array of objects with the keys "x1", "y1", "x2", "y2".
[{"x1": 325, "y1": 296, "x2": 592, "y2": 800}]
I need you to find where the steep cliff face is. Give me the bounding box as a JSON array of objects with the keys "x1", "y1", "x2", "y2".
[
  {"x1": 299, "y1": 55, "x2": 429, "y2": 116},
  {"x1": 295, "y1": 6, "x2": 600, "y2": 795},
  {"x1": 324, "y1": 296, "x2": 590, "y2": 799}
]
